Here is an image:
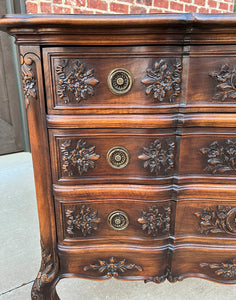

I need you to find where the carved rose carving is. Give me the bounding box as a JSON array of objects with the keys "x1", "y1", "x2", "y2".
[
  {"x1": 65, "y1": 205, "x2": 101, "y2": 237},
  {"x1": 141, "y1": 59, "x2": 182, "y2": 102},
  {"x1": 138, "y1": 139, "x2": 175, "y2": 175},
  {"x1": 200, "y1": 139, "x2": 236, "y2": 174},
  {"x1": 200, "y1": 258, "x2": 236, "y2": 278},
  {"x1": 209, "y1": 64, "x2": 236, "y2": 101},
  {"x1": 56, "y1": 59, "x2": 99, "y2": 103},
  {"x1": 138, "y1": 205, "x2": 171, "y2": 236},
  {"x1": 60, "y1": 139, "x2": 100, "y2": 176},
  {"x1": 83, "y1": 257, "x2": 143, "y2": 278}
]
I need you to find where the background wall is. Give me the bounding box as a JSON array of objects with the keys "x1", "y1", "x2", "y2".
[{"x1": 25, "y1": 0, "x2": 234, "y2": 14}]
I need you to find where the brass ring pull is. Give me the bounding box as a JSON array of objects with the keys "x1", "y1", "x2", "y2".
[
  {"x1": 108, "y1": 68, "x2": 133, "y2": 95},
  {"x1": 107, "y1": 210, "x2": 129, "y2": 231},
  {"x1": 106, "y1": 146, "x2": 130, "y2": 169}
]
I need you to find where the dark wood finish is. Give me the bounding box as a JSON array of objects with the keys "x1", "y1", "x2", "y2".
[{"x1": 2, "y1": 13, "x2": 236, "y2": 299}]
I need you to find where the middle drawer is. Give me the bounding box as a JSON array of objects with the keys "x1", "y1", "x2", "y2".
[{"x1": 49, "y1": 128, "x2": 176, "y2": 185}]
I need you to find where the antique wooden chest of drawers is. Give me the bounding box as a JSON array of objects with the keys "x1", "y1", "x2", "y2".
[{"x1": 1, "y1": 13, "x2": 236, "y2": 299}]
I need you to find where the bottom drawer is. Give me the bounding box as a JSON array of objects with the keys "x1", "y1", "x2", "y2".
[
  {"x1": 58, "y1": 246, "x2": 169, "y2": 282},
  {"x1": 171, "y1": 246, "x2": 236, "y2": 284}
]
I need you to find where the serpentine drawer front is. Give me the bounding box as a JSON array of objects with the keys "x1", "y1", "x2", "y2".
[{"x1": 2, "y1": 13, "x2": 236, "y2": 299}]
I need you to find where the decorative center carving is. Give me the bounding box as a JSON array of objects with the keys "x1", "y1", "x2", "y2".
[
  {"x1": 209, "y1": 64, "x2": 236, "y2": 101},
  {"x1": 65, "y1": 205, "x2": 101, "y2": 237},
  {"x1": 138, "y1": 205, "x2": 171, "y2": 236},
  {"x1": 106, "y1": 146, "x2": 130, "y2": 169},
  {"x1": 194, "y1": 205, "x2": 236, "y2": 235},
  {"x1": 60, "y1": 139, "x2": 100, "y2": 176},
  {"x1": 141, "y1": 59, "x2": 182, "y2": 102},
  {"x1": 200, "y1": 258, "x2": 236, "y2": 278},
  {"x1": 138, "y1": 139, "x2": 175, "y2": 175},
  {"x1": 108, "y1": 68, "x2": 133, "y2": 95},
  {"x1": 20, "y1": 54, "x2": 37, "y2": 109},
  {"x1": 83, "y1": 257, "x2": 143, "y2": 278},
  {"x1": 56, "y1": 59, "x2": 99, "y2": 103},
  {"x1": 200, "y1": 139, "x2": 236, "y2": 174},
  {"x1": 107, "y1": 210, "x2": 129, "y2": 231}
]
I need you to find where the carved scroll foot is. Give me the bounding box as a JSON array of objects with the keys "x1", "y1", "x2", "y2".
[{"x1": 31, "y1": 242, "x2": 60, "y2": 300}]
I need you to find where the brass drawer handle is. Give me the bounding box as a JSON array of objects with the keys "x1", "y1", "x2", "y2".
[
  {"x1": 108, "y1": 68, "x2": 133, "y2": 95},
  {"x1": 106, "y1": 146, "x2": 130, "y2": 169},
  {"x1": 107, "y1": 210, "x2": 129, "y2": 231}
]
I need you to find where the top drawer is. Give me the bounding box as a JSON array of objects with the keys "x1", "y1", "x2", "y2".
[{"x1": 43, "y1": 46, "x2": 183, "y2": 114}]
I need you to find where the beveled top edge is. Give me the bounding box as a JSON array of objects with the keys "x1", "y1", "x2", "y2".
[{"x1": 0, "y1": 13, "x2": 236, "y2": 30}]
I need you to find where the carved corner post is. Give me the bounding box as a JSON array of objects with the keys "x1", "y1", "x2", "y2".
[{"x1": 20, "y1": 46, "x2": 60, "y2": 300}]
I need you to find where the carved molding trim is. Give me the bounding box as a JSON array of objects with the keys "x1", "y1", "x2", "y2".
[
  {"x1": 60, "y1": 139, "x2": 100, "y2": 176},
  {"x1": 194, "y1": 205, "x2": 236, "y2": 235},
  {"x1": 145, "y1": 267, "x2": 183, "y2": 284},
  {"x1": 200, "y1": 258, "x2": 236, "y2": 278},
  {"x1": 209, "y1": 64, "x2": 236, "y2": 101},
  {"x1": 56, "y1": 59, "x2": 99, "y2": 104},
  {"x1": 20, "y1": 54, "x2": 37, "y2": 109},
  {"x1": 83, "y1": 257, "x2": 143, "y2": 278},
  {"x1": 65, "y1": 205, "x2": 101, "y2": 237},
  {"x1": 31, "y1": 241, "x2": 58, "y2": 300},
  {"x1": 138, "y1": 205, "x2": 171, "y2": 236},
  {"x1": 138, "y1": 139, "x2": 175, "y2": 175},
  {"x1": 200, "y1": 139, "x2": 236, "y2": 174},
  {"x1": 141, "y1": 59, "x2": 182, "y2": 102}
]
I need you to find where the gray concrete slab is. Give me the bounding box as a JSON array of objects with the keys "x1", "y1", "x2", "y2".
[{"x1": 1, "y1": 152, "x2": 236, "y2": 299}]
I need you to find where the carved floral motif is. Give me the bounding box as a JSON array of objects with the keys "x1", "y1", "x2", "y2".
[
  {"x1": 138, "y1": 139, "x2": 175, "y2": 175},
  {"x1": 31, "y1": 241, "x2": 58, "y2": 300},
  {"x1": 65, "y1": 205, "x2": 101, "y2": 237},
  {"x1": 20, "y1": 54, "x2": 37, "y2": 109},
  {"x1": 56, "y1": 59, "x2": 99, "y2": 103},
  {"x1": 138, "y1": 205, "x2": 171, "y2": 236},
  {"x1": 83, "y1": 257, "x2": 143, "y2": 278},
  {"x1": 200, "y1": 139, "x2": 236, "y2": 174},
  {"x1": 60, "y1": 139, "x2": 100, "y2": 176},
  {"x1": 194, "y1": 206, "x2": 236, "y2": 235},
  {"x1": 209, "y1": 64, "x2": 236, "y2": 101},
  {"x1": 200, "y1": 258, "x2": 236, "y2": 278},
  {"x1": 141, "y1": 59, "x2": 182, "y2": 102}
]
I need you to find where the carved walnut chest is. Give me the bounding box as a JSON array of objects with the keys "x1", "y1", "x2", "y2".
[{"x1": 1, "y1": 13, "x2": 236, "y2": 299}]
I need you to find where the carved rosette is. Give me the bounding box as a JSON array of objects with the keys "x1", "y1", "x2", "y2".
[
  {"x1": 56, "y1": 59, "x2": 99, "y2": 103},
  {"x1": 31, "y1": 241, "x2": 58, "y2": 300},
  {"x1": 83, "y1": 257, "x2": 143, "y2": 278},
  {"x1": 141, "y1": 59, "x2": 182, "y2": 102},
  {"x1": 138, "y1": 205, "x2": 171, "y2": 236},
  {"x1": 209, "y1": 64, "x2": 236, "y2": 101},
  {"x1": 200, "y1": 259, "x2": 236, "y2": 279},
  {"x1": 138, "y1": 139, "x2": 175, "y2": 175},
  {"x1": 65, "y1": 205, "x2": 101, "y2": 237},
  {"x1": 200, "y1": 139, "x2": 236, "y2": 174},
  {"x1": 60, "y1": 139, "x2": 100, "y2": 176},
  {"x1": 20, "y1": 54, "x2": 37, "y2": 109},
  {"x1": 194, "y1": 205, "x2": 236, "y2": 235}
]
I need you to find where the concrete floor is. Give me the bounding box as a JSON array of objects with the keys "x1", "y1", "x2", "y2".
[{"x1": 1, "y1": 152, "x2": 236, "y2": 299}]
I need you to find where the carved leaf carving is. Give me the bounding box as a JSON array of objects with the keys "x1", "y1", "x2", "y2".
[
  {"x1": 209, "y1": 64, "x2": 236, "y2": 101},
  {"x1": 145, "y1": 267, "x2": 183, "y2": 284},
  {"x1": 31, "y1": 241, "x2": 58, "y2": 300},
  {"x1": 60, "y1": 139, "x2": 100, "y2": 176},
  {"x1": 200, "y1": 139, "x2": 236, "y2": 174},
  {"x1": 141, "y1": 59, "x2": 182, "y2": 102},
  {"x1": 83, "y1": 257, "x2": 143, "y2": 278},
  {"x1": 138, "y1": 139, "x2": 175, "y2": 175},
  {"x1": 65, "y1": 205, "x2": 101, "y2": 237},
  {"x1": 56, "y1": 59, "x2": 99, "y2": 103},
  {"x1": 138, "y1": 205, "x2": 171, "y2": 236},
  {"x1": 200, "y1": 258, "x2": 236, "y2": 278},
  {"x1": 20, "y1": 54, "x2": 37, "y2": 109}
]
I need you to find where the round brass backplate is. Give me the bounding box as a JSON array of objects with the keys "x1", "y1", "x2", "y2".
[
  {"x1": 106, "y1": 146, "x2": 130, "y2": 169},
  {"x1": 107, "y1": 210, "x2": 129, "y2": 231},
  {"x1": 107, "y1": 68, "x2": 133, "y2": 95}
]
